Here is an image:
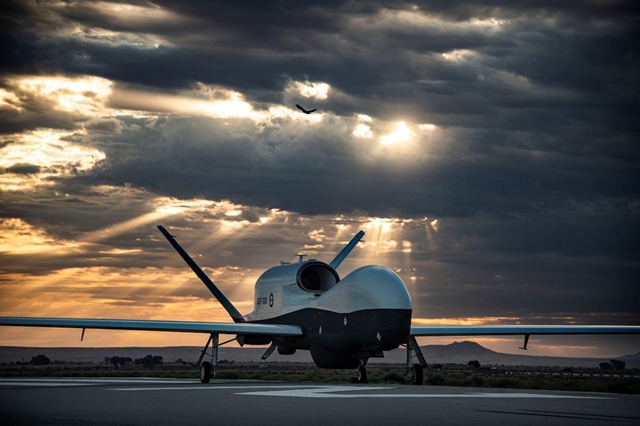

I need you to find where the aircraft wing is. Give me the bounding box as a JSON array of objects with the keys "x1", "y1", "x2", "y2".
[
  {"x1": 0, "y1": 317, "x2": 303, "y2": 336},
  {"x1": 411, "y1": 325, "x2": 640, "y2": 336}
]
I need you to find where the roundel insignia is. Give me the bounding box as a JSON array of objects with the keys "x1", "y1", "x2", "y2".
[{"x1": 269, "y1": 293, "x2": 274, "y2": 307}]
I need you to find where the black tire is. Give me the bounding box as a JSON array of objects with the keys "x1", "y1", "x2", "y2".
[
  {"x1": 357, "y1": 365, "x2": 368, "y2": 383},
  {"x1": 410, "y1": 364, "x2": 423, "y2": 385},
  {"x1": 200, "y1": 361, "x2": 212, "y2": 384}
]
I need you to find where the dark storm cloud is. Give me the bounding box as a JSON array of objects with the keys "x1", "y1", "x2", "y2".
[
  {"x1": 3, "y1": 1, "x2": 637, "y2": 124},
  {"x1": 4, "y1": 164, "x2": 41, "y2": 174},
  {"x1": 2, "y1": 0, "x2": 637, "y2": 222}
]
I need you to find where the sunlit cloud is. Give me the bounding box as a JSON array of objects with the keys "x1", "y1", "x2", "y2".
[
  {"x1": 351, "y1": 118, "x2": 442, "y2": 164},
  {"x1": 79, "y1": 197, "x2": 260, "y2": 244},
  {"x1": 353, "y1": 8, "x2": 444, "y2": 32},
  {"x1": 308, "y1": 228, "x2": 326, "y2": 243},
  {"x1": 0, "y1": 218, "x2": 81, "y2": 255},
  {"x1": 109, "y1": 86, "x2": 253, "y2": 119},
  {"x1": 470, "y1": 17, "x2": 507, "y2": 28},
  {"x1": 219, "y1": 220, "x2": 250, "y2": 232},
  {"x1": 0, "y1": 129, "x2": 106, "y2": 191},
  {"x1": 193, "y1": 95, "x2": 254, "y2": 119},
  {"x1": 15, "y1": 75, "x2": 112, "y2": 114},
  {"x1": 351, "y1": 217, "x2": 430, "y2": 258},
  {"x1": 86, "y1": 1, "x2": 183, "y2": 27},
  {"x1": 493, "y1": 70, "x2": 533, "y2": 89},
  {"x1": 380, "y1": 121, "x2": 412, "y2": 146},
  {"x1": 110, "y1": 84, "x2": 323, "y2": 123},
  {"x1": 353, "y1": 114, "x2": 374, "y2": 138},
  {"x1": 352, "y1": 9, "x2": 505, "y2": 44},
  {"x1": 80, "y1": 211, "x2": 173, "y2": 243},
  {"x1": 0, "y1": 75, "x2": 117, "y2": 191},
  {"x1": 287, "y1": 80, "x2": 330, "y2": 100},
  {"x1": 441, "y1": 49, "x2": 478, "y2": 63},
  {"x1": 29, "y1": 1, "x2": 182, "y2": 49},
  {"x1": 353, "y1": 123, "x2": 373, "y2": 138},
  {"x1": 419, "y1": 123, "x2": 436, "y2": 131},
  {"x1": 99, "y1": 248, "x2": 142, "y2": 255},
  {"x1": 153, "y1": 197, "x2": 217, "y2": 216},
  {"x1": 0, "y1": 88, "x2": 22, "y2": 111},
  {"x1": 0, "y1": 129, "x2": 104, "y2": 171}
]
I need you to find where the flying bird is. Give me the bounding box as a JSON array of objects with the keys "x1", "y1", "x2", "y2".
[{"x1": 296, "y1": 104, "x2": 317, "y2": 114}]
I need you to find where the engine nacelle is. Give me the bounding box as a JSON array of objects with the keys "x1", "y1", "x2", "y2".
[
  {"x1": 249, "y1": 261, "x2": 340, "y2": 319},
  {"x1": 258, "y1": 260, "x2": 339, "y2": 293}
]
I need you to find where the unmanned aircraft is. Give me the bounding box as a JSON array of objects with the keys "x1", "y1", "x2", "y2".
[{"x1": 1, "y1": 226, "x2": 639, "y2": 385}]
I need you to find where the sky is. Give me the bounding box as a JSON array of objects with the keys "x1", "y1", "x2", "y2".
[{"x1": 0, "y1": 0, "x2": 638, "y2": 358}]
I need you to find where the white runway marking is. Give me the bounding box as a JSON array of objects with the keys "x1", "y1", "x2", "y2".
[
  {"x1": 0, "y1": 381, "x2": 92, "y2": 387},
  {"x1": 238, "y1": 386, "x2": 612, "y2": 399},
  {"x1": 2, "y1": 379, "x2": 613, "y2": 400},
  {"x1": 101, "y1": 382, "x2": 612, "y2": 399},
  {"x1": 0, "y1": 378, "x2": 195, "y2": 387},
  {"x1": 109, "y1": 385, "x2": 328, "y2": 391}
]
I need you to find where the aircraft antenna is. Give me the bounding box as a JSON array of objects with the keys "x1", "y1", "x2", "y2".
[{"x1": 329, "y1": 230, "x2": 365, "y2": 269}]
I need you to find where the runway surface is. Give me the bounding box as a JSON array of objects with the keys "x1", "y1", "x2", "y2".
[{"x1": 1, "y1": 378, "x2": 639, "y2": 426}]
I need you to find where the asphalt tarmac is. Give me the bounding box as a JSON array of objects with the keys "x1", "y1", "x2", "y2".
[{"x1": 1, "y1": 378, "x2": 639, "y2": 426}]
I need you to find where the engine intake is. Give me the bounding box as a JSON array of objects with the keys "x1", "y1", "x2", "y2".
[{"x1": 297, "y1": 261, "x2": 339, "y2": 292}]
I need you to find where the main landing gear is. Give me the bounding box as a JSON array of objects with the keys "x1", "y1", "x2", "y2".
[
  {"x1": 197, "y1": 335, "x2": 278, "y2": 384},
  {"x1": 197, "y1": 333, "x2": 221, "y2": 384},
  {"x1": 200, "y1": 361, "x2": 212, "y2": 383},
  {"x1": 406, "y1": 336, "x2": 428, "y2": 385},
  {"x1": 409, "y1": 363, "x2": 424, "y2": 386}
]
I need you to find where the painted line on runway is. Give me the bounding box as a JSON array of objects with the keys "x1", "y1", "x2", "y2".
[
  {"x1": 0, "y1": 378, "x2": 196, "y2": 387},
  {"x1": 102, "y1": 383, "x2": 613, "y2": 399},
  {"x1": 238, "y1": 386, "x2": 613, "y2": 399},
  {"x1": 108, "y1": 385, "x2": 348, "y2": 391},
  {"x1": 0, "y1": 381, "x2": 95, "y2": 387}
]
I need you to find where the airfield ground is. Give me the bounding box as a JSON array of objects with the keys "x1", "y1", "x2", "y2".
[{"x1": 1, "y1": 362, "x2": 638, "y2": 394}]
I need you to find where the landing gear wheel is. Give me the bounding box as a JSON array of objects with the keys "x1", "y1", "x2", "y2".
[
  {"x1": 410, "y1": 364, "x2": 423, "y2": 385},
  {"x1": 357, "y1": 364, "x2": 368, "y2": 384},
  {"x1": 200, "y1": 361, "x2": 212, "y2": 384}
]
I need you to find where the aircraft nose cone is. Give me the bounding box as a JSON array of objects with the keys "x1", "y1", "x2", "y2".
[{"x1": 347, "y1": 265, "x2": 412, "y2": 310}]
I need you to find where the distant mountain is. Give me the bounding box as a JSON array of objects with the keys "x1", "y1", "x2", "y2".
[
  {"x1": 423, "y1": 341, "x2": 497, "y2": 359},
  {"x1": 1, "y1": 342, "x2": 638, "y2": 368},
  {"x1": 379, "y1": 341, "x2": 639, "y2": 368},
  {"x1": 619, "y1": 352, "x2": 640, "y2": 363}
]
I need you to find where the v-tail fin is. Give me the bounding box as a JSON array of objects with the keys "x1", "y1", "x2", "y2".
[{"x1": 157, "y1": 225, "x2": 244, "y2": 323}]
